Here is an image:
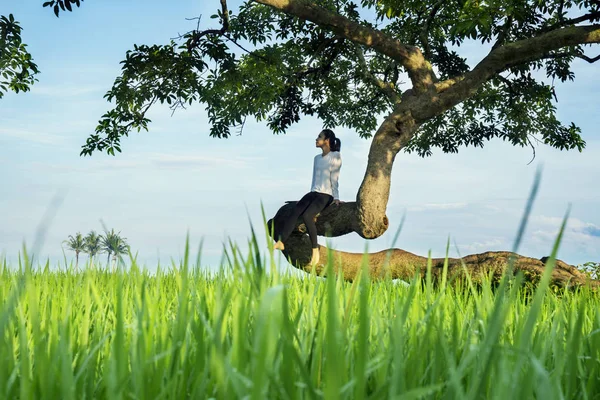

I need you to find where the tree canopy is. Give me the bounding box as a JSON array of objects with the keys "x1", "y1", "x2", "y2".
[
  {"x1": 1, "y1": 1, "x2": 598, "y2": 157},
  {"x1": 56, "y1": 0, "x2": 600, "y2": 158}
]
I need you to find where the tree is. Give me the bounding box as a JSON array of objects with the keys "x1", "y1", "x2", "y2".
[
  {"x1": 84, "y1": 231, "x2": 102, "y2": 268},
  {"x1": 6, "y1": 0, "x2": 600, "y2": 285},
  {"x1": 0, "y1": 14, "x2": 39, "y2": 98},
  {"x1": 101, "y1": 229, "x2": 129, "y2": 270},
  {"x1": 63, "y1": 232, "x2": 86, "y2": 270}
]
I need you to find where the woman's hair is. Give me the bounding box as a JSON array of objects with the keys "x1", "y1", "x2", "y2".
[{"x1": 322, "y1": 129, "x2": 341, "y2": 152}]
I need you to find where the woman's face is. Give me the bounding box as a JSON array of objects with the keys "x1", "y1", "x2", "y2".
[{"x1": 315, "y1": 131, "x2": 329, "y2": 148}]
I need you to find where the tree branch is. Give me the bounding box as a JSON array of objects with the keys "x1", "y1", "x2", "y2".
[
  {"x1": 513, "y1": 49, "x2": 600, "y2": 64},
  {"x1": 496, "y1": 74, "x2": 516, "y2": 103},
  {"x1": 283, "y1": 37, "x2": 343, "y2": 88},
  {"x1": 579, "y1": 53, "x2": 600, "y2": 62},
  {"x1": 542, "y1": 10, "x2": 600, "y2": 33},
  {"x1": 355, "y1": 45, "x2": 400, "y2": 104},
  {"x1": 186, "y1": 0, "x2": 230, "y2": 51},
  {"x1": 492, "y1": 16, "x2": 513, "y2": 50},
  {"x1": 419, "y1": 24, "x2": 600, "y2": 121},
  {"x1": 253, "y1": 0, "x2": 436, "y2": 93},
  {"x1": 419, "y1": 0, "x2": 445, "y2": 60},
  {"x1": 525, "y1": 136, "x2": 537, "y2": 165}
]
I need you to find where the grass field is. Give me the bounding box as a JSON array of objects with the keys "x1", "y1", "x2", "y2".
[
  {"x1": 1, "y1": 176, "x2": 599, "y2": 399},
  {"x1": 1, "y1": 236, "x2": 599, "y2": 400}
]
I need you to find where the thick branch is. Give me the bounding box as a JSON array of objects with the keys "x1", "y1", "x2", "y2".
[
  {"x1": 421, "y1": 24, "x2": 600, "y2": 121},
  {"x1": 267, "y1": 204, "x2": 598, "y2": 288},
  {"x1": 269, "y1": 201, "x2": 359, "y2": 240},
  {"x1": 253, "y1": 0, "x2": 435, "y2": 92}
]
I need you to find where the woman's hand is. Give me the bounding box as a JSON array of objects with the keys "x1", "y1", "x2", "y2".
[{"x1": 334, "y1": 199, "x2": 344, "y2": 206}]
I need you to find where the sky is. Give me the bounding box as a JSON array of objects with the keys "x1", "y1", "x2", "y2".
[{"x1": 1, "y1": 0, "x2": 599, "y2": 271}]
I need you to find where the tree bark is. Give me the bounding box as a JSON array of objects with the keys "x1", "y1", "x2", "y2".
[
  {"x1": 355, "y1": 109, "x2": 418, "y2": 239},
  {"x1": 267, "y1": 203, "x2": 597, "y2": 288}
]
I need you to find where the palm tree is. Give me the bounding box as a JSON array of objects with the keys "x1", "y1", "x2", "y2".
[
  {"x1": 63, "y1": 232, "x2": 86, "y2": 270},
  {"x1": 101, "y1": 229, "x2": 116, "y2": 266},
  {"x1": 84, "y1": 231, "x2": 102, "y2": 268},
  {"x1": 101, "y1": 229, "x2": 129, "y2": 270}
]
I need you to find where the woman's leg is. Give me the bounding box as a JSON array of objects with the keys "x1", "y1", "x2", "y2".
[
  {"x1": 302, "y1": 193, "x2": 334, "y2": 249},
  {"x1": 276, "y1": 192, "x2": 316, "y2": 245}
]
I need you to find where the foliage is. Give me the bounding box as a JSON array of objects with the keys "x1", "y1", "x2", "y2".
[
  {"x1": 405, "y1": 76, "x2": 585, "y2": 156},
  {"x1": 70, "y1": 0, "x2": 600, "y2": 156},
  {"x1": 84, "y1": 231, "x2": 102, "y2": 258},
  {"x1": 2, "y1": 1, "x2": 598, "y2": 156},
  {"x1": 62, "y1": 232, "x2": 85, "y2": 257},
  {"x1": 577, "y1": 261, "x2": 600, "y2": 279},
  {"x1": 1, "y1": 242, "x2": 599, "y2": 398},
  {"x1": 62, "y1": 232, "x2": 86, "y2": 269},
  {"x1": 0, "y1": 14, "x2": 39, "y2": 99},
  {"x1": 42, "y1": 0, "x2": 84, "y2": 18},
  {"x1": 100, "y1": 229, "x2": 129, "y2": 264}
]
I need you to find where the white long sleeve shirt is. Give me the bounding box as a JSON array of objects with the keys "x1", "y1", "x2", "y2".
[{"x1": 310, "y1": 151, "x2": 342, "y2": 200}]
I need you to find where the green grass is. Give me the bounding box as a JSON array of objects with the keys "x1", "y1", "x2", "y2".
[
  {"x1": 1, "y1": 172, "x2": 598, "y2": 399},
  {"x1": 1, "y1": 238, "x2": 599, "y2": 400}
]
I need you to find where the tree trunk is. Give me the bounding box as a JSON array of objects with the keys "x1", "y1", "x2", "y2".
[
  {"x1": 267, "y1": 203, "x2": 596, "y2": 287},
  {"x1": 355, "y1": 109, "x2": 419, "y2": 239},
  {"x1": 75, "y1": 251, "x2": 79, "y2": 271}
]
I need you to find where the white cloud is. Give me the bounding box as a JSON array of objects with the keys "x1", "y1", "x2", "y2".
[
  {"x1": 150, "y1": 153, "x2": 260, "y2": 169},
  {"x1": 25, "y1": 153, "x2": 265, "y2": 173},
  {"x1": 528, "y1": 215, "x2": 600, "y2": 260},
  {"x1": 239, "y1": 178, "x2": 303, "y2": 191},
  {"x1": 456, "y1": 238, "x2": 505, "y2": 254},
  {"x1": 94, "y1": 158, "x2": 152, "y2": 170},
  {"x1": 484, "y1": 204, "x2": 503, "y2": 213},
  {"x1": 25, "y1": 162, "x2": 84, "y2": 173},
  {"x1": 30, "y1": 84, "x2": 107, "y2": 98},
  {"x1": 531, "y1": 215, "x2": 600, "y2": 235},
  {"x1": 0, "y1": 127, "x2": 66, "y2": 145},
  {"x1": 407, "y1": 202, "x2": 469, "y2": 212}
]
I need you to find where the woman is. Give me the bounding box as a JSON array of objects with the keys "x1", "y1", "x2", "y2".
[{"x1": 273, "y1": 129, "x2": 344, "y2": 265}]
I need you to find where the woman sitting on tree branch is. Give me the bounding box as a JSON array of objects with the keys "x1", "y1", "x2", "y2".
[{"x1": 274, "y1": 129, "x2": 344, "y2": 265}]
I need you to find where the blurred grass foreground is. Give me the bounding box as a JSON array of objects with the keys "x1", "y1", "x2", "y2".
[
  {"x1": 1, "y1": 173, "x2": 599, "y2": 399},
  {"x1": 1, "y1": 228, "x2": 599, "y2": 399}
]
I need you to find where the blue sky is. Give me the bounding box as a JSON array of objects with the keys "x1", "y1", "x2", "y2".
[{"x1": 1, "y1": 1, "x2": 599, "y2": 270}]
